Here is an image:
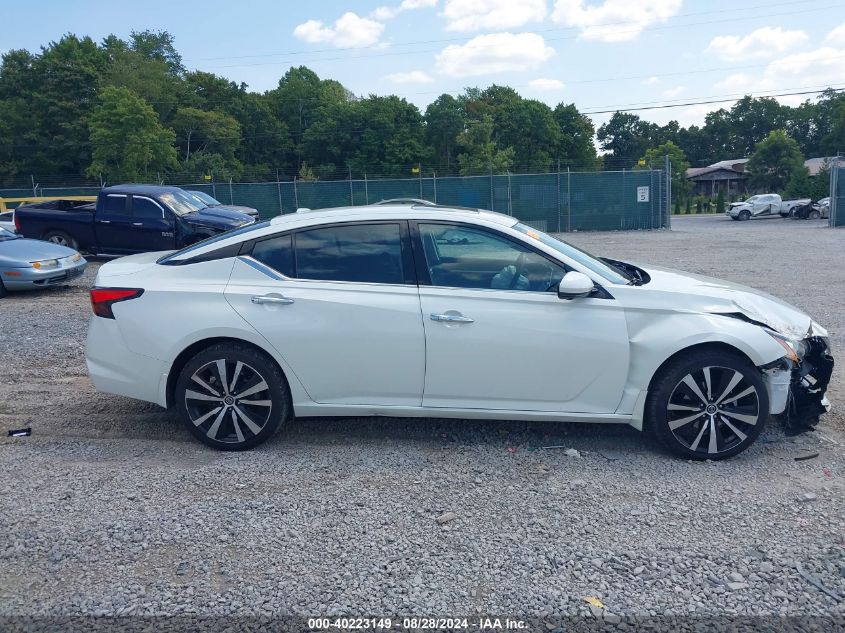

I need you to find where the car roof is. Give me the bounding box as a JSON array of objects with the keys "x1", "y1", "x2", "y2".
[
  {"x1": 163, "y1": 203, "x2": 519, "y2": 262},
  {"x1": 101, "y1": 184, "x2": 185, "y2": 195}
]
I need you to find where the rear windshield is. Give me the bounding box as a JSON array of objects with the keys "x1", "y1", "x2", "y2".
[{"x1": 157, "y1": 220, "x2": 271, "y2": 264}]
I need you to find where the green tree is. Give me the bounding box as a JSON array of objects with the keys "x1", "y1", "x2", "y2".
[
  {"x1": 425, "y1": 94, "x2": 465, "y2": 170},
  {"x1": 639, "y1": 141, "x2": 691, "y2": 200},
  {"x1": 553, "y1": 103, "x2": 597, "y2": 168},
  {"x1": 784, "y1": 166, "x2": 813, "y2": 199},
  {"x1": 596, "y1": 112, "x2": 660, "y2": 167},
  {"x1": 455, "y1": 115, "x2": 514, "y2": 176},
  {"x1": 129, "y1": 30, "x2": 184, "y2": 75},
  {"x1": 746, "y1": 130, "x2": 805, "y2": 193},
  {"x1": 715, "y1": 189, "x2": 725, "y2": 214},
  {"x1": 87, "y1": 86, "x2": 176, "y2": 181},
  {"x1": 171, "y1": 107, "x2": 241, "y2": 162}
]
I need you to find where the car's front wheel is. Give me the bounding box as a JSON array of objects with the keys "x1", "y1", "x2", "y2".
[
  {"x1": 647, "y1": 349, "x2": 769, "y2": 460},
  {"x1": 738, "y1": 210, "x2": 751, "y2": 221},
  {"x1": 175, "y1": 342, "x2": 291, "y2": 450}
]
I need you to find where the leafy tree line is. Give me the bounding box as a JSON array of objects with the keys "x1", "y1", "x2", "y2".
[{"x1": 0, "y1": 31, "x2": 843, "y2": 188}]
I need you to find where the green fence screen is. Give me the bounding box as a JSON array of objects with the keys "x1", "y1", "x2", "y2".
[
  {"x1": 832, "y1": 165, "x2": 845, "y2": 228},
  {"x1": 1, "y1": 169, "x2": 671, "y2": 232}
]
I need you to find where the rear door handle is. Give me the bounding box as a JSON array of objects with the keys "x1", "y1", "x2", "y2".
[
  {"x1": 430, "y1": 313, "x2": 474, "y2": 323},
  {"x1": 98, "y1": 220, "x2": 111, "y2": 224},
  {"x1": 251, "y1": 295, "x2": 294, "y2": 305},
  {"x1": 132, "y1": 222, "x2": 143, "y2": 226}
]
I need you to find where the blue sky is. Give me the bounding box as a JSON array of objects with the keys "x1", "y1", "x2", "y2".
[{"x1": 3, "y1": 1, "x2": 845, "y2": 129}]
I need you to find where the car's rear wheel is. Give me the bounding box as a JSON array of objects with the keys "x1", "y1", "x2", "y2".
[
  {"x1": 43, "y1": 230, "x2": 78, "y2": 250},
  {"x1": 175, "y1": 342, "x2": 290, "y2": 450},
  {"x1": 0, "y1": 279, "x2": 6, "y2": 298},
  {"x1": 647, "y1": 350, "x2": 769, "y2": 460},
  {"x1": 738, "y1": 210, "x2": 751, "y2": 221}
]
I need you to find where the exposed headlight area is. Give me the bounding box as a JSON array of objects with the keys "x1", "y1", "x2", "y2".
[{"x1": 766, "y1": 331, "x2": 807, "y2": 362}]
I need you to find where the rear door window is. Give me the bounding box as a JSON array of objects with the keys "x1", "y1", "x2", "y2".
[
  {"x1": 294, "y1": 223, "x2": 405, "y2": 284},
  {"x1": 132, "y1": 197, "x2": 164, "y2": 220},
  {"x1": 102, "y1": 194, "x2": 129, "y2": 216}
]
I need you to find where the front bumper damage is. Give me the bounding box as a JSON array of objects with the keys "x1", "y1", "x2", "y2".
[{"x1": 766, "y1": 337, "x2": 834, "y2": 433}]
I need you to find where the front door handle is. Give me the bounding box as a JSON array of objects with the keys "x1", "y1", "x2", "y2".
[
  {"x1": 132, "y1": 222, "x2": 143, "y2": 226},
  {"x1": 251, "y1": 295, "x2": 294, "y2": 305},
  {"x1": 430, "y1": 313, "x2": 474, "y2": 323}
]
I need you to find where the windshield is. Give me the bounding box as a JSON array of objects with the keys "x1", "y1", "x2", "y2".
[
  {"x1": 512, "y1": 223, "x2": 632, "y2": 285},
  {"x1": 745, "y1": 196, "x2": 760, "y2": 202},
  {"x1": 159, "y1": 190, "x2": 206, "y2": 216},
  {"x1": 190, "y1": 191, "x2": 220, "y2": 206},
  {"x1": 0, "y1": 227, "x2": 19, "y2": 241}
]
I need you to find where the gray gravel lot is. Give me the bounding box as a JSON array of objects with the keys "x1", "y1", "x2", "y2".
[{"x1": 0, "y1": 215, "x2": 844, "y2": 627}]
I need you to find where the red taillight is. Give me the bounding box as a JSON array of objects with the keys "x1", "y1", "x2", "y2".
[
  {"x1": 90, "y1": 288, "x2": 144, "y2": 319},
  {"x1": 13, "y1": 212, "x2": 21, "y2": 233}
]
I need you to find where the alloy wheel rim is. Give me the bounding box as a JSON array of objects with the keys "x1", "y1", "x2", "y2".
[
  {"x1": 667, "y1": 365, "x2": 760, "y2": 456},
  {"x1": 185, "y1": 359, "x2": 272, "y2": 444},
  {"x1": 49, "y1": 235, "x2": 67, "y2": 246}
]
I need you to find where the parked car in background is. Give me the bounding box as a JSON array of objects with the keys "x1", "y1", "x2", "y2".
[
  {"x1": 188, "y1": 190, "x2": 259, "y2": 218},
  {"x1": 726, "y1": 194, "x2": 811, "y2": 220},
  {"x1": 0, "y1": 211, "x2": 15, "y2": 233},
  {"x1": 15, "y1": 185, "x2": 254, "y2": 256},
  {"x1": 85, "y1": 202, "x2": 833, "y2": 459},
  {"x1": 0, "y1": 226, "x2": 86, "y2": 297}
]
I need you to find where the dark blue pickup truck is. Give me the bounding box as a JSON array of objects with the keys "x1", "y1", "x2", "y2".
[{"x1": 15, "y1": 185, "x2": 255, "y2": 255}]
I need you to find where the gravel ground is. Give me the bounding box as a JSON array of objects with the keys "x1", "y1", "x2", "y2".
[{"x1": 1, "y1": 215, "x2": 844, "y2": 630}]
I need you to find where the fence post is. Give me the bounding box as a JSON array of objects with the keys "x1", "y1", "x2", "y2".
[
  {"x1": 276, "y1": 168, "x2": 283, "y2": 215},
  {"x1": 30, "y1": 175, "x2": 37, "y2": 197},
  {"x1": 567, "y1": 167, "x2": 571, "y2": 232},
  {"x1": 229, "y1": 178, "x2": 234, "y2": 204},
  {"x1": 364, "y1": 173, "x2": 369, "y2": 204},
  {"x1": 211, "y1": 172, "x2": 217, "y2": 199},
  {"x1": 348, "y1": 166, "x2": 354, "y2": 206},
  {"x1": 665, "y1": 154, "x2": 672, "y2": 229},
  {"x1": 293, "y1": 176, "x2": 299, "y2": 209},
  {"x1": 419, "y1": 162, "x2": 423, "y2": 199},
  {"x1": 556, "y1": 159, "x2": 561, "y2": 232},
  {"x1": 830, "y1": 155, "x2": 840, "y2": 227},
  {"x1": 507, "y1": 171, "x2": 512, "y2": 216},
  {"x1": 489, "y1": 166, "x2": 494, "y2": 211},
  {"x1": 433, "y1": 170, "x2": 437, "y2": 204}
]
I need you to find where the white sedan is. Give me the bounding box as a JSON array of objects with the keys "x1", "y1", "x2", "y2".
[{"x1": 85, "y1": 203, "x2": 834, "y2": 458}]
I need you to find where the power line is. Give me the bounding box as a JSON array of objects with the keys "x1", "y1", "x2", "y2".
[{"x1": 181, "y1": 0, "x2": 821, "y2": 63}]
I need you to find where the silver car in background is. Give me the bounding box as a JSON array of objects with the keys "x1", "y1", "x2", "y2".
[{"x1": 0, "y1": 227, "x2": 87, "y2": 297}]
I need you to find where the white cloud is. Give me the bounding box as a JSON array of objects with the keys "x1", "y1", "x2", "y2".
[
  {"x1": 441, "y1": 0, "x2": 547, "y2": 32},
  {"x1": 293, "y1": 12, "x2": 385, "y2": 48},
  {"x1": 372, "y1": 0, "x2": 438, "y2": 21},
  {"x1": 661, "y1": 85, "x2": 684, "y2": 98},
  {"x1": 714, "y1": 46, "x2": 845, "y2": 106},
  {"x1": 384, "y1": 70, "x2": 436, "y2": 83},
  {"x1": 551, "y1": 0, "x2": 682, "y2": 43},
  {"x1": 824, "y1": 22, "x2": 845, "y2": 44},
  {"x1": 641, "y1": 76, "x2": 660, "y2": 85},
  {"x1": 705, "y1": 26, "x2": 808, "y2": 61},
  {"x1": 435, "y1": 32, "x2": 555, "y2": 77},
  {"x1": 528, "y1": 78, "x2": 566, "y2": 91}
]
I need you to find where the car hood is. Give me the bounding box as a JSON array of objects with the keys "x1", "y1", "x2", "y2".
[
  {"x1": 635, "y1": 264, "x2": 826, "y2": 339},
  {"x1": 729, "y1": 201, "x2": 750, "y2": 208},
  {"x1": 0, "y1": 237, "x2": 77, "y2": 262},
  {"x1": 183, "y1": 207, "x2": 253, "y2": 228},
  {"x1": 211, "y1": 204, "x2": 258, "y2": 216}
]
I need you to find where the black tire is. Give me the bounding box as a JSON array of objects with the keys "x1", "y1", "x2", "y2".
[
  {"x1": 175, "y1": 342, "x2": 291, "y2": 450},
  {"x1": 43, "y1": 230, "x2": 78, "y2": 250},
  {"x1": 0, "y1": 278, "x2": 6, "y2": 299},
  {"x1": 808, "y1": 209, "x2": 820, "y2": 220},
  {"x1": 729, "y1": 216, "x2": 739, "y2": 221},
  {"x1": 646, "y1": 349, "x2": 769, "y2": 460},
  {"x1": 738, "y1": 210, "x2": 751, "y2": 221}
]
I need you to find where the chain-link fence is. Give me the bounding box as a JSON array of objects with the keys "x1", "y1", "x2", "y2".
[{"x1": 1, "y1": 168, "x2": 671, "y2": 232}]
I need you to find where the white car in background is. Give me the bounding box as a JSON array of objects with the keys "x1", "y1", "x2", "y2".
[
  {"x1": 85, "y1": 203, "x2": 833, "y2": 459},
  {"x1": 0, "y1": 211, "x2": 15, "y2": 233},
  {"x1": 726, "y1": 194, "x2": 811, "y2": 220}
]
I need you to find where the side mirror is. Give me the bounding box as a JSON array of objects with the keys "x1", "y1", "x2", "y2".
[{"x1": 558, "y1": 271, "x2": 594, "y2": 300}]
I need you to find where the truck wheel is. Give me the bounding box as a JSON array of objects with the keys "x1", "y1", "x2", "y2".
[
  {"x1": 808, "y1": 209, "x2": 821, "y2": 220},
  {"x1": 738, "y1": 210, "x2": 751, "y2": 221},
  {"x1": 44, "y1": 231, "x2": 78, "y2": 250}
]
